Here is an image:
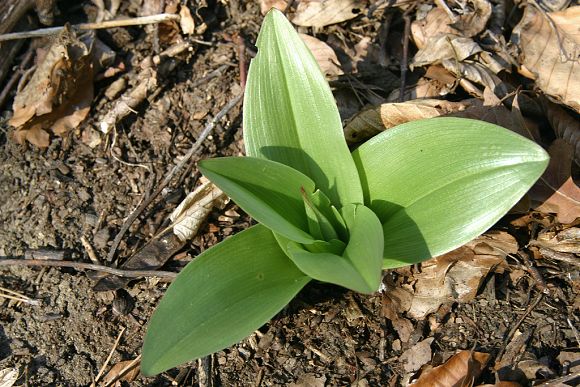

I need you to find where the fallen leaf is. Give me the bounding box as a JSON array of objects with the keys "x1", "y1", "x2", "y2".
[
  {"x1": 9, "y1": 27, "x2": 95, "y2": 147},
  {"x1": 511, "y1": 6, "x2": 580, "y2": 113},
  {"x1": 386, "y1": 77, "x2": 454, "y2": 102},
  {"x1": 291, "y1": 0, "x2": 366, "y2": 28},
  {"x1": 288, "y1": 374, "x2": 327, "y2": 387},
  {"x1": 179, "y1": 5, "x2": 195, "y2": 35},
  {"x1": 300, "y1": 34, "x2": 343, "y2": 77},
  {"x1": 259, "y1": 0, "x2": 288, "y2": 14},
  {"x1": 344, "y1": 99, "x2": 473, "y2": 143},
  {"x1": 412, "y1": 34, "x2": 482, "y2": 68},
  {"x1": 411, "y1": 0, "x2": 492, "y2": 48},
  {"x1": 402, "y1": 232, "x2": 515, "y2": 319},
  {"x1": 0, "y1": 368, "x2": 18, "y2": 387},
  {"x1": 442, "y1": 59, "x2": 510, "y2": 99},
  {"x1": 101, "y1": 359, "x2": 140, "y2": 385},
  {"x1": 399, "y1": 338, "x2": 434, "y2": 373},
  {"x1": 543, "y1": 100, "x2": 580, "y2": 166},
  {"x1": 413, "y1": 350, "x2": 490, "y2": 387},
  {"x1": 530, "y1": 139, "x2": 580, "y2": 223},
  {"x1": 531, "y1": 227, "x2": 580, "y2": 253},
  {"x1": 382, "y1": 292, "x2": 414, "y2": 343}
]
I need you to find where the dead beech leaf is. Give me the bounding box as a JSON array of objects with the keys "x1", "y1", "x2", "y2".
[
  {"x1": 531, "y1": 227, "x2": 580, "y2": 253},
  {"x1": 530, "y1": 139, "x2": 580, "y2": 223},
  {"x1": 101, "y1": 359, "x2": 140, "y2": 385},
  {"x1": 399, "y1": 338, "x2": 434, "y2": 373},
  {"x1": 9, "y1": 27, "x2": 94, "y2": 147},
  {"x1": 543, "y1": 100, "x2": 580, "y2": 166},
  {"x1": 442, "y1": 59, "x2": 509, "y2": 99},
  {"x1": 382, "y1": 292, "x2": 414, "y2": 343},
  {"x1": 401, "y1": 232, "x2": 515, "y2": 319},
  {"x1": 291, "y1": 0, "x2": 366, "y2": 28},
  {"x1": 259, "y1": 0, "x2": 288, "y2": 14},
  {"x1": 411, "y1": 0, "x2": 492, "y2": 48},
  {"x1": 412, "y1": 34, "x2": 482, "y2": 68},
  {"x1": 179, "y1": 5, "x2": 195, "y2": 35},
  {"x1": 511, "y1": 6, "x2": 580, "y2": 113},
  {"x1": 0, "y1": 368, "x2": 18, "y2": 387},
  {"x1": 344, "y1": 99, "x2": 473, "y2": 143},
  {"x1": 299, "y1": 34, "x2": 343, "y2": 77},
  {"x1": 413, "y1": 350, "x2": 490, "y2": 387},
  {"x1": 387, "y1": 77, "x2": 454, "y2": 102}
]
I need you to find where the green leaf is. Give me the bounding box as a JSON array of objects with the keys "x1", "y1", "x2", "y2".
[
  {"x1": 199, "y1": 157, "x2": 315, "y2": 244},
  {"x1": 352, "y1": 117, "x2": 549, "y2": 268},
  {"x1": 302, "y1": 188, "x2": 339, "y2": 241},
  {"x1": 141, "y1": 225, "x2": 310, "y2": 376},
  {"x1": 243, "y1": 9, "x2": 363, "y2": 207},
  {"x1": 277, "y1": 204, "x2": 383, "y2": 293}
]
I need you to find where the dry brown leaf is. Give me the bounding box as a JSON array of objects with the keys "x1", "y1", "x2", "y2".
[
  {"x1": 179, "y1": 5, "x2": 195, "y2": 35},
  {"x1": 399, "y1": 338, "x2": 434, "y2": 373},
  {"x1": 9, "y1": 27, "x2": 94, "y2": 147},
  {"x1": 413, "y1": 350, "x2": 490, "y2": 387},
  {"x1": 543, "y1": 100, "x2": 580, "y2": 166},
  {"x1": 259, "y1": 0, "x2": 288, "y2": 14},
  {"x1": 511, "y1": 6, "x2": 580, "y2": 113},
  {"x1": 382, "y1": 292, "x2": 414, "y2": 343},
  {"x1": 299, "y1": 34, "x2": 343, "y2": 77},
  {"x1": 386, "y1": 77, "x2": 454, "y2": 101},
  {"x1": 411, "y1": 0, "x2": 492, "y2": 48},
  {"x1": 291, "y1": 0, "x2": 366, "y2": 28},
  {"x1": 101, "y1": 360, "x2": 140, "y2": 385},
  {"x1": 530, "y1": 139, "x2": 580, "y2": 223},
  {"x1": 0, "y1": 368, "x2": 18, "y2": 387},
  {"x1": 344, "y1": 99, "x2": 473, "y2": 143},
  {"x1": 442, "y1": 59, "x2": 509, "y2": 99},
  {"x1": 403, "y1": 232, "x2": 515, "y2": 319},
  {"x1": 531, "y1": 227, "x2": 580, "y2": 253},
  {"x1": 412, "y1": 34, "x2": 482, "y2": 68}
]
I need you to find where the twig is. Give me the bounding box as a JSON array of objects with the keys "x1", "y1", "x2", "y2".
[
  {"x1": 102, "y1": 354, "x2": 141, "y2": 387},
  {"x1": 0, "y1": 258, "x2": 177, "y2": 279},
  {"x1": 106, "y1": 93, "x2": 243, "y2": 262},
  {"x1": 232, "y1": 33, "x2": 247, "y2": 89},
  {"x1": 494, "y1": 292, "x2": 544, "y2": 364},
  {"x1": 399, "y1": 7, "x2": 414, "y2": 102},
  {"x1": 0, "y1": 286, "x2": 40, "y2": 305},
  {"x1": 567, "y1": 318, "x2": 580, "y2": 348},
  {"x1": 536, "y1": 371, "x2": 580, "y2": 386},
  {"x1": 81, "y1": 236, "x2": 101, "y2": 265},
  {"x1": 93, "y1": 327, "x2": 126, "y2": 386},
  {"x1": 0, "y1": 47, "x2": 34, "y2": 110},
  {"x1": 0, "y1": 14, "x2": 181, "y2": 42}
]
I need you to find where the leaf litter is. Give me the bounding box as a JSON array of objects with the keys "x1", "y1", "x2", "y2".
[{"x1": 0, "y1": 0, "x2": 579, "y2": 385}]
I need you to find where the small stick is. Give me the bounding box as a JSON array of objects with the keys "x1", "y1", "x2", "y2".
[
  {"x1": 0, "y1": 47, "x2": 34, "y2": 110},
  {"x1": 399, "y1": 7, "x2": 413, "y2": 102},
  {"x1": 93, "y1": 327, "x2": 126, "y2": 386},
  {"x1": 0, "y1": 286, "x2": 40, "y2": 305},
  {"x1": 81, "y1": 236, "x2": 101, "y2": 265},
  {"x1": 231, "y1": 33, "x2": 247, "y2": 89},
  {"x1": 106, "y1": 93, "x2": 243, "y2": 262},
  {"x1": 0, "y1": 13, "x2": 181, "y2": 42},
  {"x1": 0, "y1": 258, "x2": 177, "y2": 279},
  {"x1": 494, "y1": 292, "x2": 544, "y2": 364}
]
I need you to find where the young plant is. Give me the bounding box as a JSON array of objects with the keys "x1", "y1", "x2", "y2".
[{"x1": 141, "y1": 9, "x2": 548, "y2": 375}]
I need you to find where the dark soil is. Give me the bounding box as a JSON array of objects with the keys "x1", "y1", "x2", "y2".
[{"x1": 0, "y1": 1, "x2": 578, "y2": 386}]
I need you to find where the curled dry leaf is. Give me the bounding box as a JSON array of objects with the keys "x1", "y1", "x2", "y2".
[
  {"x1": 299, "y1": 34, "x2": 343, "y2": 77},
  {"x1": 396, "y1": 231, "x2": 515, "y2": 319},
  {"x1": 291, "y1": 0, "x2": 367, "y2": 28},
  {"x1": 413, "y1": 350, "x2": 490, "y2": 387},
  {"x1": 412, "y1": 34, "x2": 483, "y2": 68},
  {"x1": 344, "y1": 99, "x2": 473, "y2": 144},
  {"x1": 442, "y1": 59, "x2": 510, "y2": 99},
  {"x1": 511, "y1": 6, "x2": 580, "y2": 113},
  {"x1": 386, "y1": 76, "x2": 454, "y2": 102},
  {"x1": 399, "y1": 338, "x2": 434, "y2": 373},
  {"x1": 382, "y1": 289, "x2": 414, "y2": 343},
  {"x1": 411, "y1": 0, "x2": 492, "y2": 48},
  {"x1": 9, "y1": 27, "x2": 95, "y2": 148},
  {"x1": 531, "y1": 227, "x2": 580, "y2": 253},
  {"x1": 0, "y1": 368, "x2": 18, "y2": 387},
  {"x1": 543, "y1": 100, "x2": 580, "y2": 166},
  {"x1": 529, "y1": 139, "x2": 580, "y2": 224},
  {"x1": 101, "y1": 359, "x2": 140, "y2": 385},
  {"x1": 179, "y1": 5, "x2": 195, "y2": 35},
  {"x1": 170, "y1": 178, "x2": 228, "y2": 241}
]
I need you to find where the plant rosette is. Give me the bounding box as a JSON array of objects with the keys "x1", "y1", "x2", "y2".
[{"x1": 141, "y1": 9, "x2": 548, "y2": 375}]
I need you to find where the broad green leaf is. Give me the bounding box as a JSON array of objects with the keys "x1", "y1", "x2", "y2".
[
  {"x1": 352, "y1": 117, "x2": 549, "y2": 268},
  {"x1": 277, "y1": 204, "x2": 383, "y2": 293},
  {"x1": 243, "y1": 9, "x2": 363, "y2": 207},
  {"x1": 141, "y1": 225, "x2": 310, "y2": 376},
  {"x1": 199, "y1": 157, "x2": 315, "y2": 244}
]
